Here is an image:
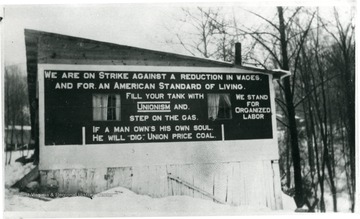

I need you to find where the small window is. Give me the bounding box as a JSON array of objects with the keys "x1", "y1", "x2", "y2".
[
  {"x1": 208, "y1": 94, "x2": 232, "y2": 120},
  {"x1": 93, "y1": 94, "x2": 121, "y2": 121}
]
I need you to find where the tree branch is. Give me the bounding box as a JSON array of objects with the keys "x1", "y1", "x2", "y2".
[
  {"x1": 242, "y1": 8, "x2": 280, "y2": 31},
  {"x1": 285, "y1": 7, "x2": 303, "y2": 28},
  {"x1": 277, "y1": 118, "x2": 289, "y2": 128},
  {"x1": 291, "y1": 11, "x2": 316, "y2": 98},
  {"x1": 294, "y1": 73, "x2": 342, "y2": 108}
]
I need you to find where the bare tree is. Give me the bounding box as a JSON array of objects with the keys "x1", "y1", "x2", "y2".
[
  {"x1": 166, "y1": 7, "x2": 238, "y2": 61},
  {"x1": 229, "y1": 7, "x2": 316, "y2": 208},
  {"x1": 166, "y1": 6, "x2": 355, "y2": 211},
  {"x1": 4, "y1": 65, "x2": 29, "y2": 165},
  {"x1": 320, "y1": 8, "x2": 355, "y2": 212}
]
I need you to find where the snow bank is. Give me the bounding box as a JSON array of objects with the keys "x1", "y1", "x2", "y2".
[
  {"x1": 5, "y1": 186, "x2": 273, "y2": 215},
  {"x1": 4, "y1": 149, "x2": 35, "y2": 186},
  {"x1": 4, "y1": 162, "x2": 35, "y2": 188},
  {"x1": 4, "y1": 151, "x2": 272, "y2": 215},
  {"x1": 281, "y1": 193, "x2": 296, "y2": 211}
]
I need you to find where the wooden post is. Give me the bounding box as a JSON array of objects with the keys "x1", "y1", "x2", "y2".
[
  {"x1": 221, "y1": 124, "x2": 225, "y2": 141},
  {"x1": 235, "y1": 42, "x2": 242, "y2": 65},
  {"x1": 82, "y1": 127, "x2": 86, "y2": 145}
]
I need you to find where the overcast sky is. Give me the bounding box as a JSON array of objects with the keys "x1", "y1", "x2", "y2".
[
  {"x1": 2, "y1": 1, "x2": 356, "y2": 68},
  {"x1": 3, "y1": 4, "x2": 184, "y2": 66}
]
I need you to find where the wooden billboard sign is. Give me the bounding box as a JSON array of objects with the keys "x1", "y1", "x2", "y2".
[
  {"x1": 43, "y1": 69, "x2": 272, "y2": 145},
  {"x1": 38, "y1": 64, "x2": 280, "y2": 170}
]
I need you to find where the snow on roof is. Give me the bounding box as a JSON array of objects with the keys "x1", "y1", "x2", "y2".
[
  {"x1": 242, "y1": 63, "x2": 268, "y2": 70},
  {"x1": 271, "y1": 69, "x2": 292, "y2": 79}
]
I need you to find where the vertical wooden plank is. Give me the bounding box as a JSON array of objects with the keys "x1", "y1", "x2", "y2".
[
  {"x1": 39, "y1": 171, "x2": 48, "y2": 188},
  {"x1": 192, "y1": 164, "x2": 203, "y2": 199},
  {"x1": 60, "y1": 170, "x2": 69, "y2": 193},
  {"x1": 191, "y1": 169, "x2": 195, "y2": 198},
  {"x1": 150, "y1": 166, "x2": 157, "y2": 197},
  {"x1": 193, "y1": 163, "x2": 214, "y2": 201},
  {"x1": 93, "y1": 168, "x2": 108, "y2": 193},
  {"x1": 59, "y1": 170, "x2": 68, "y2": 193},
  {"x1": 147, "y1": 165, "x2": 155, "y2": 196},
  {"x1": 228, "y1": 162, "x2": 241, "y2": 205},
  {"x1": 213, "y1": 163, "x2": 229, "y2": 204},
  {"x1": 70, "y1": 169, "x2": 78, "y2": 193},
  {"x1": 107, "y1": 167, "x2": 115, "y2": 189},
  {"x1": 170, "y1": 164, "x2": 178, "y2": 196},
  {"x1": 239, "y1": 162, "x2": 247, "y2": 206},
  {"x1": 147, "y1": 165, "x2": 158, "y2": 197},
  {"x1": 77, "y1": 169, "x2": 87, "y2": 193},
  {"x1": 130, "y1": 166, "x2": 140, "y2": 194},
  {"x1": 67, "y1": 169, "x2": 74, "y2": 193},
  {"x1": 240, "y1": 161, "x2": 249, "y2": 206},
  {"x1": 178, "y1": 164, "x2": 188, "y2": 197},
  {"x1": 130, "y1": 166, "x2": 138, "y2": 194},
  {"x1": 132, "y1": 165, "x2": 151, "y2": 196},
  {"x1": 254, "y1": 162, "x2": 265, "y2": 206},
  {"x1": 166, "y1": 164, "x2": 174, "y2": 196},
  {"x1": 224, "y1": 165, "x2": 231, "y2": 204},
  {"x1": 46, "y1": 170, "x2": 54, "y2": 188},
  {"x1": 110, "y1": 167, "x2": 132, "y2": 190},
  {"x1": 225, "y1": 163, "x2": 234, "y2": 205},
  {"x1": 262, "y1": 160, "x2": 275, "y2": 209},
  {"x1": 86, "y1": 169, "x2": 95, "y2": 194},
  {"x1": 137, "y1": 165, "x2": 146, "y2": 195},
  {"x1": 173, "y1": 164, "x2": 180, "y2": 196},
  {"x1": 122, "y1": 167, "x2": 133, "y2": 189},
  {"x1": 156, "y1": 165, "x2": 168, "y2": 197},
  {"x1": 235, "y1": 162, "x2": 244, "y2": 206},
  {"x1": 185, "y1": 164, "x2": 196, "y2": 197},
  {"x1": 173, "y1": 164, "x2": 182, "y2": 196},
  {"x1": 204, "y1": 163, "x2": 214, "y2": 201},
  {"x1": 271, "y1": 160, "x2": 283, "y2": 210},
  {"x1": 106, "y1": 168, "x2": 114, "y2": 189},
  {"x1": 242, "y1": 161, "x2": 267, "y2": 207},
  {"x1": 53, "y1": 170, "x2": 61, "y2": 192}
]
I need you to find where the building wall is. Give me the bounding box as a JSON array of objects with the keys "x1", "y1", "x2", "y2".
[
  {"x1": 37, "y1": 64, "x2": 283, "y2": 209},
  {"x1": 40, "y1": 160, "x2": 283, "y2": 209}
]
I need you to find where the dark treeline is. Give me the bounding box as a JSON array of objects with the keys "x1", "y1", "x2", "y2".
[
  {"x1": 4, "y1": 65, "x2": 31, "y2": 164},
  {"x1": 167, "y1": 6, "x2": 355, "y2": 212}
]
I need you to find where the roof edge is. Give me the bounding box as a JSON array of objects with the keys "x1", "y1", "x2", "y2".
[
  {"x1": 24, "y1": 28, "x2": 291, "y2": 79},
  {"x1": 24, "y1": 28, "x2": 233, "y2": 67}
]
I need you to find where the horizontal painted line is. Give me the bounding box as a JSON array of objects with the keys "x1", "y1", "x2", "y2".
[
  {"x1": 137, "y1": 101, "x2": 171, "y2": 104},
  {"x1": 137, "y1": 110, "x2": 171, "y2": 113}
]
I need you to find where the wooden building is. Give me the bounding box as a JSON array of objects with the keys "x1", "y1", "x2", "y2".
[{"x1": 25, "y1": 29, "x2": 289, "y2": 209}]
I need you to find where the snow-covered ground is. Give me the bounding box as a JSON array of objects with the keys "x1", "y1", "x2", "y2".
[
  {"x1": 4, "y1": 150, "x2": 35, "y2": 187},
  {"x1": 4, "y1": 149, "x2": 353, "y2": 217},
  {"x1": 5, "y1": 186, "x2": 277, "y2": 215},
  {"x1": 3, "y1": 150, "x2": 298, "y2": 216}
]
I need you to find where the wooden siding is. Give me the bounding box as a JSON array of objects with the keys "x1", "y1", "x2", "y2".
[{"x1": 40, "y1": 160, "x2": 283, "y2": 210}]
